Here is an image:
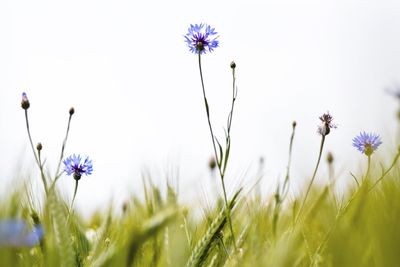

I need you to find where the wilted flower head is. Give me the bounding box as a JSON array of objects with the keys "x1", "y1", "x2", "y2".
[
  {"x1": 0, "y1": 219, "x2": 43, "y2": 247},
  {"x1": 317, "y1": 112, "x2": 337, "y2": 136},
  {"x1": 63, "y1": 154, "x2": 93, "y2": 180},
  {"x1": 184, "y1": 23, "x2": 219, "y2": 55},
  {"x1": 21, "y1": 92, "x2": 30, "y2": 110},
  {"x1": 352, "y1": 132, "x2": 382, "y2": 156}
]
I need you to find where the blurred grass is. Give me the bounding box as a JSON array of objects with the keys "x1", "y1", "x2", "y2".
[{"x1": 1, "y1": 160, "x2": 400, "y2": 267}]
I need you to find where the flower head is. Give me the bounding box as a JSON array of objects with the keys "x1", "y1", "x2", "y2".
[
  {"x1": 184, "y1": 23, "x2": 219, "y2": 55},
  {"x1": 352, "y1": 132, "x2": 382, "y2": 156},
  {"x1": 0, "y1": 219, "x2": 43, "y2": 247},
  {"x1": 21, "y1": 92, "x2": 30, "y2": 110},
  {"x1": 317, "y1": 112, "x2": 337, "y2": 136},
  {"x1": 63, "y1": 154, "x2": 93, "y2": 180}
]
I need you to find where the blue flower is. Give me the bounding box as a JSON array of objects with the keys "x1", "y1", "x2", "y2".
[
  {"x1": 352, "y1": 132, "x2": 382, "y2": 156},
  {"x1": 0, "y1": 219, "x2": 43, "y2": 247},
  {"x1": 63, "y1": 154, "x2": 93, "y2": 180},
  {"x1": 184, "y1": 23, "x2": 219, "y2": 55}
]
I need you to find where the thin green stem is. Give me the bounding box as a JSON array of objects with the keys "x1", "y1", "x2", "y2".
[
  {"x1": 365, "y1": 155, "x2": 371, "y2": 181},
  {"x1": 282, "y1": 122, "x2": 297, "y2": 200},
  {"x1": 198, "y1": 54, "x2": 219, "y2": 173},
  {"x1": 70, "y1": 180, "x2": 79, "y2": 211},
  {"x1": 24, "y1": 110, "x2": 40, "y2": 167},
  {"x1": 295, "y1": 135, "x2": 325, "y2": 225},
  {"x1": 55, "y1": 113, "x2": 73, "y2": 180},
  {"x1": 197, "y1": 53, "x2": 237, "y2": 250},
  {"x1": 369, "y1": 148, "x2": 400, "y2": 192},
  {"x1": 37, "y1": 149, "x2": 49, "y2": 194},
  {"x1": 25, "y1": 110, "x2": 48, "y2": 193}
]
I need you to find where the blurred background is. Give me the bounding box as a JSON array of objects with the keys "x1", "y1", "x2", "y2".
[{"x1": 1, "y1": 0, "x2": 400, "y2": 214}]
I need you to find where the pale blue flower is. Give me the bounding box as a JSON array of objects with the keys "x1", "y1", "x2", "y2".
[
  {"x1": 352, "y1": 132, "x2": 382, "y2": 156},
  {"x1": 0, "y1": 219, "x2": 43, "y2": 247}
]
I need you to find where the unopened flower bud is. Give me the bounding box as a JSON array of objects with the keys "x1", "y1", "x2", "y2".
[
  {"x1": 122, "y1": 201, "x2": 128, "y2": 213},
  {"x1": 230, "y1": 61, "x2": 236, "y2": 69},
  {"x1": 326, "y1": 152, "x2": 334, "y2": 164},
  {"x1": 208, "y1": 157, "x2": 216, "y2": 170},
  {"x1": 21, "y1": 92, "x2": 30, "y2": 110},
  {"x1": 69, "y1": 107, "x2": 75, "y2": 116},
  {"x1": 36, "y1": 143, "x2": 42, "y2": 151},
  {"x1": 292, "y1": 121, "x2": 297, "y2": 128}
]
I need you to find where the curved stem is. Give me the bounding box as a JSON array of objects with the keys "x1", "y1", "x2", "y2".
[
  {"x1": 295, "y1": 135, "x2": 325, "y2": 225},
  {"x1": 282, "y1": 122, "x2": 297, "y2": 200},
  {"x1": 198, "y1": 54, "x2": 220, "y2": 169},
  {"x1": 24, "y1": 110, "x2": 40, "y2": 166},
  {"x1": 37, "y1": 150, "x2": 48, "y2": 193},
  {"x1": 70, "y1": 180, "x2": 79, "y2": 211},
  {"x1": 369, "y1": 148, "x2": 400, "y2": 192},
  {"x1": 55, "y1": 114, "x2": 73, "y2": 180},
  {"x1": 197, "y1": 53, "x2": 237, "y2": 250},
  {"x1": 25, "y1": 110, "x2": 48, "y2": 193},
  {"x1": 365, "y1": 155, "x2": 371, "y2": 181}
]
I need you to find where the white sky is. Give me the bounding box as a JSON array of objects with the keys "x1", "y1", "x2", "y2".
[{"x1": 1, "y1": 0, "x2": 400, "y2": 213}]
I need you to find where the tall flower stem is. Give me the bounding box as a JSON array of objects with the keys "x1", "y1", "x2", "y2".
[
  {"x1": 37, "y1": 147, "x2": 48, "y2": 194},
  {"x1": 54, "y1": 110, "x2": 74, "y2": 183},
  {"x1": 369, "y1": 148, "x2": 400, "y2": 191},
  {"x1": 24, "y1": 110, "x2": 48, "y2": 193},
  {"x1": 365, "y1": 155, "x2": 371, "y2": 180},
  {"x1": 70, "y1": 180, "x2": 79, "y2": 211},
  {"x1": 197, "y1": 53, "x2": 237, "y2": 249},
  {"x1": 272, "y1": 122, "x2": 296, "y2": 238},
  {"x1": 24, "y1": 110, "x2": 40, "y2": 167},
  {"x1": 295, "y1": 135, "x2": 326, "y2": 225}
]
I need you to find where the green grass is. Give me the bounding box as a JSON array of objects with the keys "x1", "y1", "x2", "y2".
[{"x1": 1, "y1": 160, "x2": 400, "y2": 267}]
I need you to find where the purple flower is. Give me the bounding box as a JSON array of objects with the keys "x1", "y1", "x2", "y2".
[
  {"x1": 352, "y1": 132, "x2": 382, "y2": 156},
  {"x1": 184, "y1": 23, "x2": 219, "y2": 55},
  {"x1": 0, "y1": 219, "x2": 43, "y2": 247},
  {"x1": 63, "y1": 154, "x2": 93, "y2": 180},
  {"x1": 317, "y1": 112, "x2": 337, "y2": 136}
]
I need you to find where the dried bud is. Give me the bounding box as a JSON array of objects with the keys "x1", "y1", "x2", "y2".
[
  {"x1": 69, "y1": 107, "x2": 75, "y2": 116},
  {"x1": 326, "y1": 152, "x2": 334, "y2": 164},
  {"x1": 317, "y1": 112, "x2": 336, "y2": 136},
  {"x1": 208, "y1": 157, "x2": 216, "y2": 170},
  {"x1": 230, "y1": 61, "x2": 236, "y2": 69},
  {"x1": 36, "y1": 143, "x2": 42, "y2": 151},
  {"x1": 292, "y1": 121, "x2": 297, "y2": 128},
  {"x1": 21, "y1": 92, "x2": 30, "y2": 110}
]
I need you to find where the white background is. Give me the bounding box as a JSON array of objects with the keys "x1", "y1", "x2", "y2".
[{"x1": 1, "y1": 0, "x2": 400, "y2": 213}]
